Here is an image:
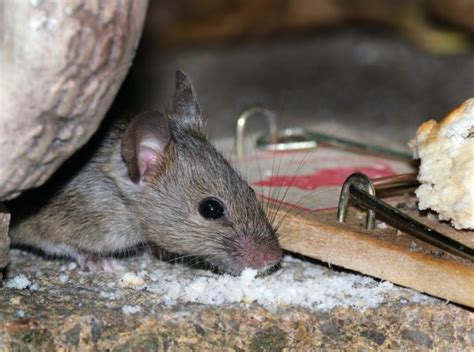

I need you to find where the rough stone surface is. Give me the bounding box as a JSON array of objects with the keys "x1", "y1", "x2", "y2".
[
  {"x1": 0, "y1": 0, "x2": 148, "y2": 200},
  {"x1": 2, "y1": 305, "x2": 471, "y2": 351},
  {"x1": 1, "y1": 250, "x2": 472, "y2": 350},
  {"x1": 0, "y1": 204, "x2": 10, "y2": 276}
]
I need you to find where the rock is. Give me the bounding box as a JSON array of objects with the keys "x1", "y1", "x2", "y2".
[
  {"x1": 0, "y1": 204, "x2": 11, "y2": 276},
  {"x1": 1, "y1": 251, "x2": 473, "y2": 350},
  {"x1": 0, "y1": 0, "x2": 148, "y2": 200}
]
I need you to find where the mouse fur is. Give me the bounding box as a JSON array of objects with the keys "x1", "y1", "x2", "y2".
[{"x1": 7, "y1": 71, "x2": 282, "y2": 275}]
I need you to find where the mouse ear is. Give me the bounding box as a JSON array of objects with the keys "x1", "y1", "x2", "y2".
[
  {"x1": 121, "y1": 112, "x2": 171, "y2": 184},
  {"x1": 173, "y1": 70, "x2": 202, "y2": 128}
]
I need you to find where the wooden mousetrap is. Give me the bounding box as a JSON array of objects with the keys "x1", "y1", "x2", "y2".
[{"x1": 230, "y1": 107, "x2": 474, "y2": 308}]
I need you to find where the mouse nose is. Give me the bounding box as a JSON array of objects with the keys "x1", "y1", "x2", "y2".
[{"x1": 232, "y1": 234, "x2": 282, "y2": 272}]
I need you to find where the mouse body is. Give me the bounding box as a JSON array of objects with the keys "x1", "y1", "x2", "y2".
[{"x1": 7, "y1": 71, "x2": 282, "y2": 275}]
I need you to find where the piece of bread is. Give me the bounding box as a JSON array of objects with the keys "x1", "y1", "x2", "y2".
[{"x1": 410, "y1": 98, "x2": 474, "y2": 230}]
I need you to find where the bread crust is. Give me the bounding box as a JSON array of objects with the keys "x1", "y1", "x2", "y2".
[{"x1": 411, "y1": 98, "x2": 474, "y2": 230}]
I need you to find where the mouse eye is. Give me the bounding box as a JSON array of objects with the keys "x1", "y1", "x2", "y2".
[{"x1": 199, "y1": 197, "x2": 225, "y2": 219}]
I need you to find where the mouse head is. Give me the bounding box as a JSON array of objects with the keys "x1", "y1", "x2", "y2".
[{"x1": 121, "y1": 71, "x2": 282, "y2": 275}]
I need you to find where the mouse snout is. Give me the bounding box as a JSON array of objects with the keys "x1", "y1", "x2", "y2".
[{"x1": 231, "y1": 234, "x2": 282, "y2": 273}]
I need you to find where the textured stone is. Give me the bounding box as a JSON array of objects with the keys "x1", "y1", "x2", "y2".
[
  {"x1": 0, "y1": 251, "x2": 472, "y2": 350},
  {"x1": 1, "y1": 301, "x2": 472, "y2": 350},
  {"x1": 0, "y1": 204, "x2": 10, "y2": 275},
  {"x1": 0, "y1": 0, "x2": 148, "y2": 200}
]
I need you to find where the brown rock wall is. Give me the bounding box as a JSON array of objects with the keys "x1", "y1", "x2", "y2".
[{"x1": 0, "y1": 0, "x2": 148, "y2": 200}]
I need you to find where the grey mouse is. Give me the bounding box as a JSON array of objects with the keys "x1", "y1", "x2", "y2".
[{"x1": 7, "y1": 71, "x2": 282, "y2": 275}]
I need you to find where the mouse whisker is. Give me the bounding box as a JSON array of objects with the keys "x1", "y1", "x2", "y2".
[
  {"x1": 269, "y1": 149, "x2": 314, "y2": 228},
  {"x1": 266, "y1": 93, "x2": 291, "y2": 216},
  {"x1": 273, "y1": 188, "x2": 329, "y2": 236},
  {"x1": 165, "y1": 253, "x2": 198, "y2": 263},
  {"x1": 249, "y1": 134, "x2": 268, "y2": 214}
]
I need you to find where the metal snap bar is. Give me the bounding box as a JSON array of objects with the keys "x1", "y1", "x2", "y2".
[
  {"x1": 256, "y1": 127, "x2": 318, "y2": 153},
  {"x1": 235, "y1": 106, "x2": 413, "y2": 160},
  {"x1": 337, "y1": 172, "x2": 377, "y2": 230},
  {"x1": 235, "y1": 107, "x2": 278, "y2": 158},
  {"x1": 302, "y1": 130, "x2": 413, "y2": 161},
  {"x1": 337, "y1": 172, "x2": 474, "y2": 261}
]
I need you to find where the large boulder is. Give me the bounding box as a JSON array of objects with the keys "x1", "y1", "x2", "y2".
[{"x1": 0, "y1": 0, "x2": 148, "y2": 200}]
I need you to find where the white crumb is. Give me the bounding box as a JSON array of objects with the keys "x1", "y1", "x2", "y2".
[
  {"x1": 61, "y1": 262, "x2": 77, "y2": 272},
  {"x1": 6, "y1": 274, "x2": 32, "y2": 290},
  {"x1": 120, "y1": 272, "x2": 145, "y2": 288},
  {"x1": 58, "y1": 274, "x2": 69, "y2": 284},
  {"x1": 67, "y1": 262, "x2": 77, "y2": 271},
  {"x1": 376, "y1": 221, "x2": 388, "y2": 229},
  {"x1": 240, "y1": 268, "x2": 258, "y2": 283},
  {"x1": 138, "y1": 270, "x2": 148, "y2": 278},
  {"x1": 122, "y1": 305, "x2": 141, "y2": 315}
]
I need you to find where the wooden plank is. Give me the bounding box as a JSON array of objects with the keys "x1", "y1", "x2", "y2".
[{"x1": 271, "y1": 205, "x2": 474, "y2": 308}]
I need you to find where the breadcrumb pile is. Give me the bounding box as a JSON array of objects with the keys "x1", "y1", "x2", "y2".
[{"x1": 5, "y1": 251, "x2": 432, "y2": 314}]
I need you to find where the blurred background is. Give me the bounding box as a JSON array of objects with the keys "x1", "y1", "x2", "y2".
[{"x1": 116, "y1": 0, "x2": 474, "y2": 146}]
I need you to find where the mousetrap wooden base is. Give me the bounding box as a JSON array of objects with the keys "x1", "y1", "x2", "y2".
[
  {"x1": 271, "y1": 202, "x2": 474, "y2": 308},
  {"x1": 231, "y1": 145, "x2": 474, "y2": 308}
]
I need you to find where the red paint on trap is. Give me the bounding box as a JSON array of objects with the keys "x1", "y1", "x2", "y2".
[{"x1": 253, "y1": 164, "x2": 395, "y2": 191}]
